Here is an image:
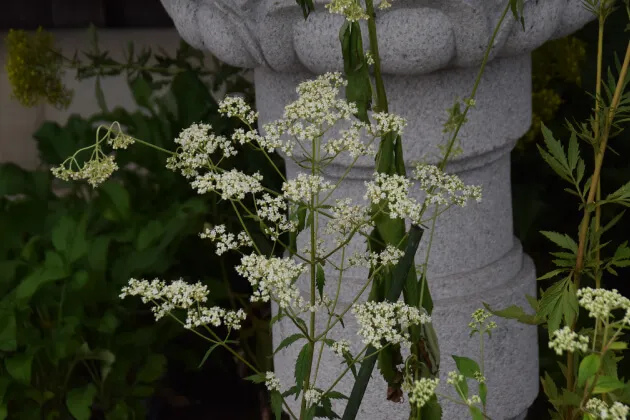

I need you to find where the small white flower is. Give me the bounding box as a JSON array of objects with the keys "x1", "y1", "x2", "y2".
[
  {"x1": 413, "y1": 164, "x2": 482, "y2": 207},
  {"x1": 369, "y1": 112, "x2": 407, "y2": 136},
  {"x1": 304, "y1": 389, "x2": 322, "y2": 406},
  {"x1": 52, "y1": 155, "x2": 118, "y2": 188},
  {"x1": 473, "y1": 371, "x2": 486, "y2": 384},
  {"x1": 577, "y1": 287, "x2": 630, "y2": 321},
  {"x1": 402, "y1": 377, "x2": 439, "y2": 409},
  {"x1": 331, "y1": 339, "x2": 351, "y2": 357},
  {"x1": 325, "y1": 0, "x2": 368, "y2": 21},
  {"x1": 191, "y1": 169, "x2": 263, "y2": 199},
  {"x1": 467, "y1": 395, "x2": 482, "y2": 406},
  {"x1": 219, "y1": 96, "x2": 258, "y2": 125},
  {"x1": 264, "y1": 371, "x2": 281, "y2": 392},
  {"x1": 236, "y1": 254, "x2": 305, "y2": 309},
  {"x1": 282, "y1": 174, "x2": 333, "y2": 203},
  {"x1": 353, "y1": 301, "x2": 431, "y2": 349},
  {"x1": 586, "y1": 398, "x2": 630, "y2": 420},
  {"x1": 446, "y1": 371, "x2": 464, "y2": 385},
  {"x1": 200, "y1": 224, "x2": 253, "y2": 255},
  {"x1": 548, "y1": 326, "x2": 589, "y2": 356}
]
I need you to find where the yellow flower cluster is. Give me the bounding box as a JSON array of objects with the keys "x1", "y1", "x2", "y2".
[{"x1": 4, "y1": 27, "x2": 73, "y2": 109}]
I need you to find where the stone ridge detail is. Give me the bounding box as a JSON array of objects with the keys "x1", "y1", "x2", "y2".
[{"x1": 160, "y1": 0, "x2": 594, "y2": 74}]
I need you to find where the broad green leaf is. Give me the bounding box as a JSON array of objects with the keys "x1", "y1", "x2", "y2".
[
  {"x1": 129, "y1": 76, "x2": 153, "y2": 110},
  {"x1": 15, "y1": 265, "x2": 68, "y2": 303},
  {"x1": 295, "y1": 343, "x2": 313, "y2": 393},
  {"x1": 592, "y1": 376, "x2": 625, "y2": 394},
  {"x1": 316, "y1": 264, "x2": 326, "y2": 299},
  {"x1": 136, "y1": 354, "x2": 166, "y2": 383},
  {"x1": 0, "y1": 311, "x2": 16, "y2": 352},
  {"x1": 66, "y1": 384, "x2": 97, "y2": 420},
  {"x1": 5, "y1": 353, "x2": 34, "y2": 384},
  {"x1": 578, "y1": 354, "x2": 601, "y2": 387},
  {"x1": 326, "y1": 391, "x2": 348, "y2": 400},
  {"x1": 469, "y1": 406, "x2": 484, "y2": 420},
  {"x1": 88, "y1": 236, "x2": 110, "y2": 273},
  {"x1": 99, "y1": 181, "x2": 130, "y2": 221},
  {"x1": 136, "y1": 220, "x2": 163, "y2": 251},
  {"x1": 274, "y1": 333, "x2": 305, "y2": 355},
  {"x1": 452, "y1": 355, "x2": 480, "y2": 378},
  {"x1": 608, "y1": 341, "x2": 628, "y2": 350}
]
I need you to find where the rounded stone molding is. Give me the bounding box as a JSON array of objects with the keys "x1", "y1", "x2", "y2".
[{"x1": 160, "y1": 0, "x2": 594, "y2": 74}]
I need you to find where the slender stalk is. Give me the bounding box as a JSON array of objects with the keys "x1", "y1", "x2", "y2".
[{"x1": 567, "y1": 41, "x2": 630, "y2": 412}]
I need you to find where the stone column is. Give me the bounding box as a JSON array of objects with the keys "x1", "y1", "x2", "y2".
[{"x1": 159, "y1": 1, "x2": 594, "y2": 418}]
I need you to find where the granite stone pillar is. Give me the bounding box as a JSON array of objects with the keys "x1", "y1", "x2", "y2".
[{"x1": 159, "y1": 1, "x2": 595, "y2": 418}]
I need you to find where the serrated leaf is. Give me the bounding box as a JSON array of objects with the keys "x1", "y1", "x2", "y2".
[
  {"x1": 452, "y1": 355, "x2": 480, "y2": 378},
  {"x1": 537, "y1": 268, "x2": 568, "y2": 281},
  {"x1": 198, "y1": 343, "x2": 220, "y2": 368},
  {"x1": 591, "y1": 376, "x2": 625, "y2": 394},
  {"x1": 541, "y1": 372, "x2": 558, "y2": 400},
  {"x1": 270, "y1": 391, "x2": 283, "y2": 420},
  {"x1": 295, "y1": 343, "x2": 313, "y2": 393},
  {"x1": 482, "y1": 303, "x2": 541, "y2": 325},
  {"x1": 326, "y1": 391, "x2": 348, "y2": 400},
  {"x1": 608, "y1": 341, "x2": 628, "y2": 350},
  {"x1": 578, "y1": 354, "x2": 600, "y2": 387},
  {"x1": 541, "y1": 231, "x2": 578, "y2": 252},
  {"x1": 316, "y1": 264, "x2": 325, "y2": 299},
  {"x1": 245, "y1": 372, "x2": 267, "y2": 384},
  {"x1": 567, "y1": 132, "x2": 579, "y2": 171},
  {"x1": 274, "y1": 333, "x2": 305, "y2": 355}
]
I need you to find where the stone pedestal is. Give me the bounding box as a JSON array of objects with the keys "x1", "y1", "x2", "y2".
[{"x1": 159, "y1": 0, "x2": 595, "y2": 418}]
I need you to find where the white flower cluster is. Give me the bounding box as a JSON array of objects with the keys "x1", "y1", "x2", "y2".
[
  {"x1": 324, "y1": 122, "x2": 375, "y2": 159},
  {"x1": 283, "y1": 73, "x2": 356, "y2": 133},
  {"x1": 120, "y1": 278, "x2": 246, "y2": 330},
  {"x1": 231, "y1": 127, "x2": 264, "y2": 146},
  {"x1": 548, "y1": 326, "x2": 589, "y2": 356},
  {"x1": 413, "y1": 164, "x2": 482, "y2": 207},
  {"x1": 401, "y1": 377, "x2": 439, "y2": 409},
  {"x1": 352, "y1": 301, "x2": 431, "y2": 349},
  {"x1": 218, "y1": 96, "x2": 259, "y2": 125},
  {"x1": 199, "y1": 224, "x2": 253, "y2": 255},
  {"x1": 264, "y1": 371, "x2": 281, "y2": 392},
  {"x1": 325, "y1": 0, "x2": 369, "y2": 21},
  {"x1": 256, "y1": 194, "x2": 297, "y2": 240},
  {"x1": 52, "y1": 155, "x2": 118, "y2": 188},
  {"x1": 446, "y1": 371, "x2": 464, "y2": 385},
  {"x1": 473, "y1": 371, "x2": 486, "y2": 384},
  {"x1": 185, "y1": 306, "x2": 246, "y2": 330},
  {"x1": 282, "y1": 174, "x2": 333, "y2": 203},
  {"x1": 236, "y1": 254, "x2": 305, "y2": 309},
  {"x1": 325, "y1": 198, "x2": 373, "y2": 244},
  {"x1": 577, "y1": 287, "x2": 630, "y2": 321},
  {"x1": 365, "y1": 173, "x2": 421, "y2": 221},
  {"x1": 166, "y1": 123, "x2": 236, "y2": 179},
  {"x1": 370, "y1": 112, "x2": 407, "y2": 136},
  {"x1": 585, "y1": 398, "x2": 629, "y2": 420},
  {"x1": 468, "y1": 308, "x2": 497, "y2": 332},
  {"x1": 107, "y1": 131, "x2": 135, "y2": 150},
  {"x1": 348, "y1": 245, "x2": 404, "y2": 269},
  {"x1": 304, "y1": 389, "x2": 322, "y2": 407},
  {"x1": 191, "y1": 169, "x2": 263, "y2": 199},
  {"x1": 331, "y1": 339, "x2": 351, "y2": 357}
]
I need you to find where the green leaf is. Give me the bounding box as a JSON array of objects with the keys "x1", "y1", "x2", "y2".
[
  {"x1": 479, "y1": 382, "x2": 487, "y2": 406},
  {"x1": 66, "y1": 384, "x2": 97, "y2": 420},
  {"x1": 469, "y1": 406, "x2": 484, "y2": 420},
  {"x1": 99, "y1": 181, "x2": 130, "y2": 221},
  {"x1": 452, "y1": 355, "x2": 480, "y2": 378},
  {"x1": 541, "y1": 123, "x2": 570, "y2": 170},
  {"x1": 198, "y1": 343, "x2": 220, "y2": 368},
  {"x1": 295, "y1": 343, "x2": 313, "y2": 393},
  {"x1": 541, "y1": 372, "x2": 558, "y2": 401},
  {"x1": 95, "y1": 76, "x2": 108, "y2": 113},
  {"x1": 482, "y1": 303, "x2": 541, "y2": 325},
  {"x1": 15, "y1": 265, "x2": 68, "y2": 304},
  {"x1": 316, "y1": 264, "x2": 326, "y2": 299},
  {"x1": 136, "y1": 220, "x2": 163, "y2": 251},
  {"x1": 340, "y1": 22, "x2": 372, "y2": 122},
  {"x1": 608, "y1": 341, "x2": 628, "y2": 351},
  {"x1": 0, "y1": 311, "x2": 17, "y2": 352},
  {"x1": 245, "y1": 372, "x2": 266, "y2": 384},
  {"x1": 567, "y1": 132, "x2": 579, "y2": 171},
  {"x1": 136, "y1": 354, "x2": 166, "y2": 383},
  {"x1": 538, "y1": 277, "x2": 571, "y2": 334},
  {"x1": 129, "y1": 76, "x2": 153, "y2": 110},
  {"x1": 326, "y1": 391, "x2": 348, "y2": 400},
  {"x1": 541, "y1": 231, "x2": 578, "y2": 252},
  {"x1": 270, "y1": 391, "x2": 283, "y2": 420},
  {"x1": 274, "y1": 333, "x2": 305, "y2": 355},
  {"x1": 592, "y1": 376, "x2": 625, "y2": 394},
  {"x1": 537, "y1": 268, "x2": 568, "y2": 281},
  {"x1": 88, "y1": 236, "x2": 110, "y2": 273},
  {"x1": 578, "y1": 354, "x2": 600, "y2": 388},
  {"x1": 5, "y1": 352, "x2": 34, "y2": 384}
]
